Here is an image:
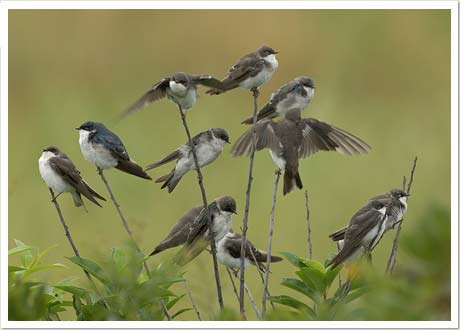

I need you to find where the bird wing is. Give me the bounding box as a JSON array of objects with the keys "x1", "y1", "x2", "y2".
[
  {"x1": 344, "y1": 208, "x2": 385, "y2": 247},
  {"x1": 298, "y1": 118, "x2": 371, "y2": 158},
  {"x1": 231, "y1": 120, "x2": 279, "y2": 156},
  {"x1": 122, "y1": 78, "x2": 170, "y2": 117},
  {"x1": 91, "y1": 130, "x2": 130, "y2": 162},
  {"x1": 226, "y1": 56, "x2": 265, "y2": 82},
  {"x1": 48, "y1": 157, "x2": 102, "y2": 206},
  {"x1": 191, "y1": 75, "x2": 224, "y2": 90}
]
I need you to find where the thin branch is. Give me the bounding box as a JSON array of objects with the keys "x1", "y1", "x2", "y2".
[
  {"x1": 385, "y1": 156, "x2": 418, "y2": 275},
  {"x1": 184, "y1": 279, "x2": 201, "y2": 321},
  {"x1": 336, "y1": 242, "x2": 342, "y2": 288},
  {"x1": 97, "y1": 169, "x2": 171, "y2": 319},
  {"x1": 227, "y1": 268, "x2": 261, "y2": 320},
  {"x1": 247, "y1": 247, "x2": 275, "y2": 310},
  {"x1": 239, "y1": 87, "x2": 259, "y2": 318},
  {"x1": 177, "y1": 105, "x2": 224, "y2": 310},
  {"x1": 305, "y1": 190, "x2": 313, "y2": 260},
  {"x1": 48, "y1": 189, "x2": 104, "y2": 302},
  {"x1": 261, "y1": 170, "x2": 281, "y2": 317}
]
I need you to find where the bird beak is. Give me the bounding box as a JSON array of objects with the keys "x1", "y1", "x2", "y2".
[
  {"x1": 406, "y1": 194, "x2": 410, "y2": 197},
  {"x1": 75, "y1": 127, "x2": 80, "y2": 130},
  {"x1": 274, "y1": 51, "x2": 279, "y2": 54},
  {"x1": 227, "y1": 141, "x2": 231, "y2": 144},
  {"x1": 42, "y1": 148, "x2": 46, "y2": 152}
]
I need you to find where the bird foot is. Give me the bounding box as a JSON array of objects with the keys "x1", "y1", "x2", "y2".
[
  {"x1": 250, "y1": 87, "x2": 259, "y2": 98},
  {"x1": 50, "y1": 193, "x2": 62, "y2": 203}
]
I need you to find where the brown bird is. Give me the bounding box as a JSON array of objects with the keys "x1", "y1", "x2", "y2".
[{"x1": 232, "y1": 110, "x2": 371, "y2": 195}]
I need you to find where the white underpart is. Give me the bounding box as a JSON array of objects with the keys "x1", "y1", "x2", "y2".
[
  {"x1": 212, "y1": 211, "x2": 233, "y2": 242},
  {"x1": 167, "y1": 81, "x2": 196, "y2": 110},
  {"x1": 362, "y1": 207, "x2": 387, "y2": 249},
  {"x1": 239, "y1": 54, "x2": 278, "y2": 89},
  {"x1": 276, "y1": 87, "x2": 314, "y2": 116},
  {"x1": 38, "y1": 152, "x2": 73, "y2": 194},
  {"x1": 216, "y1": 233, "x2": 250, "y2": 269},
  {"x1": 79, "y1": 130, "x2": 118, "y2": 169},
  {"x1": 175, "y1": 137, "x2": 225, "y2": 176},
  {"x1": 269, "y1": 148, "x2": 286, "y2": 170}
]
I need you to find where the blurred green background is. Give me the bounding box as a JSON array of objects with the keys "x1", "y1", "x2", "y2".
[{"x1": 9, "y1": 10, "x2": 451, "y2": 320}]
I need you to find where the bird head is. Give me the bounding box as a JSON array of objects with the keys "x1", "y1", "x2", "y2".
[
  {"x1": 256, "y1": 45, "x2": 278, "y2": 58},
  {"x1": 216, "y1": 195, "x2": 237, "y2": 215},
  {"x1": 76, "y1": 121, "x2": 104, "y2": 133},
  {"x1": 211, "y1": 128, "x2": 231, "y2": 145}
]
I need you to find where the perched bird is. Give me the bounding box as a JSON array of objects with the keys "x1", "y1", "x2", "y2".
[
  {"x1": 123, "y1": 72, "x2": 224, "y2": 116},
  {"x1": 146, "y1": 128, "x2": 230, "y2": 193},
  {"x1": 327, "y1": 199, "x2": 389, "y2": 269},
  {"x1": 206, "y1": 45, "x2": 279, "y2": 95},
  {"x1": 241, "y1": 77, "x2": 315, "y2": 124},
  {"x1": 77, "y1": 121, "x2": 151, "y2": 180},
  {"x1": 38, "y1": 146, "x2": 106, "y2": 208},
  {"x1": 150, "y1": 196, "x2": 237, "y2": 258},
  {"x1": 329, "y1": 188, "x2": 409, "y2": 242},
  {"x1": 232, "y1": 110, "x2": 371, "y2": 195},
  {"x1": 216, "y1": 231, "x2": 282, "y2": 273}
]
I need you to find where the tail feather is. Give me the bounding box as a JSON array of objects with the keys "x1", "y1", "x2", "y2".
[
  {"x1": 116, "y1": 160, "x2": 152, "y2": 180},
  {"x1": 83, "y1": 181, "x2": 106, "y2": 201},
  {"x1": 206, "y1": 79, "x2": 238, "y2": 95},
  {"x1": 241, "y1": 104, "x2": 275, "y2": 125},
  {"x1": 155, "y1": 170, "x2": 183, "y2": 193},
  {"x1": 145, "y1": 150, "x2": 180, "y2": 171},
  {"x1": 327, "y1": 245, "x2": 358, "y2": 269},
  {"x1": 329, "y1": 227, "x2": 347, "y2": 242},
  {"x1": 283, "y1": 169, "x2": 302, "y2": 195},
  {"x1": 71, "y1": 191, "x2": 84, "y2": 207}
]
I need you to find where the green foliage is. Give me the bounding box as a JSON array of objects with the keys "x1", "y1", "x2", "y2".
[{"x1": 8, "y1": 240, "x2": 190, "y2": 321}]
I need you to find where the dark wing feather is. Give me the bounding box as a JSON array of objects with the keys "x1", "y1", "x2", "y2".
[
  {"x1": 227, "y1": 56, "x2": 265, "y2": 82},
  {"x1": 191, "y1": 75, "x2": 224, "y2": 90},
  {"x1": 92, "y1": 130, "x2": 130, "y2": 162},
  {"x1": 298, "y1": 119, "x2": 371, "y2": 159},
  {"x1": 231, "y1": 120, "x2": 279, "y2": 156},
  {"x1": 122, "y1": 78, "x2": 170, "y2": 117},
  {"x1": 49, "y1": 157, "x2": 102, "y2": 207}
]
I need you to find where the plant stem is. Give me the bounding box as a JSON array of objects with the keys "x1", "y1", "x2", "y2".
[
  {"x1": 247, "y1": 247, "x2": 275, "y2": 310},
  {"x1": 48, "y1": 189, "x2": 104, "y2": 300},
  {"x1": 227, "y1": 268, "x2": 261, "y2": 319},
  {"x1": 305, "y1": 190, "x2": 313, "y2": 260},
  {"x1": 385, "y1": 156, "x2": 418, "y2": 275},
  {"x1": 184, "y1": 279, "x2": 201, "y2": 321},
  {"x1": 239, "y1": 87, "x2": 259, "y2": 318},
  {"x1": 226, "y1": 267, "x2": 240, "y2": 302},
  {"x1": 261, "y1": 170, "x2": 281, "y2": 317},
  {"x1": 96, "y1": 169, "x2": 171, "y2": 319},
  {"x1": 177, "y1": 105, "x2": 224, "y2": 310}
]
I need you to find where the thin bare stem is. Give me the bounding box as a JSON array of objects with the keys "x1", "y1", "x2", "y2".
[
  {"x1": 336, "y1": 242, "x2": 342, "y2": 288},
  {"x1": 239, "y1": 87, "x2": 259, "y2": 318},
  {"x1": 48, "y1": 189, "x2": 104, "y2": 301},
  {"x1": 96, "y1": 169, "x2": 171, "y2": 319},
  {"x1": 177, "y1": 105, "x2": 224, "y2": 309},
  {"x1": 386, "y1": 157, "x2": 418, "y2": 275},
  {"x1": 226, "y1": 267, "x2": 240, "y2": 302},
  {"x1": 184, "y1": 279, "x2": 201, "y2": 321},
  {"x1": 248, "y1": 247, "x2": 275, "y2": 310},
  {"x1": 261, "y1": 170, "x2": 281, "y2": 317},
  {"x1": 227, "y1": 268, "x2": 261, "y2": 319},
  {"x1": 305, "y1": 190, "x2": 313, "y2": 260}
]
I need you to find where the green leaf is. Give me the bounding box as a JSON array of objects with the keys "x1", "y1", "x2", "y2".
[
  {"x1": 171, "y1": 308, "x2": 193, "y2": 319},
  {"x1": 296, "y1": 267, "x2": 327, "y2": 295},
  {"x1": 54, "y1": 285, "x2": 90, "y2": 300},
  {"x1": 166, "y1": 294, "x2": 185, "y2": 309},
  {"x1": 268, "y1": 295, "x2": 316, "y2": 318},
  {"x1": 22, "y1": 263, "x2": 67, "y2": 278},
  {"x1": 302, "y1": 260, "x2": 326, "y2": 274},
  {"x1": 8, "y1": 245, "x2": 34, "y2": 256},
  {"x1": 111, "y1": 247, "x2": 127, "y2": 271},
  {"x1": 67, "y1": 256, "x2": 108, "y2": 284},
  {"x1": 343, "y1": 287, "x2": 368, "y2": 304},
  {"x1": 324, "y1": 264, "x2": 342, "y2": 288},
  {"x1": 280, "y1": 252, "x2": 307, "y2": 268},
  {"x1": 8, "y1": 266, "x2": 26, "y2": 273},
  {"x1": 281, "y1": 278, "x2": 321, "y2": 304}
]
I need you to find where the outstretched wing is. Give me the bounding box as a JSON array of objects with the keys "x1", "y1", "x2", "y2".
[
  {"x1": 191, "y1": 75, "x2": 224, "y2": 90},
  {"x1": 298, "y1": 118, "x2": 371, "y2": 158},
  {"x1": 231, "y1": 120, "x2": 279, "y2": 156},
  {"x1": 122, "y1": 78, "x2": 170, "y2": 117}
]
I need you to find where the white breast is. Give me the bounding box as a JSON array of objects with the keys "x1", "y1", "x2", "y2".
[
  {"x1": 38, "y1": 153, "x2": 73, "y2": 194},
  {"x1": 167, "y1": 83, "x2": 197, "y2": 110},
  {"x1": 79, "y1": 130, "x2": 118, "y2": 169},
  {"x1": 239, "y1": 69, "x2": 275, "y2": 90},
  {"x1": 269, "y1": 149, "x2": 286, "y2": 170},
  {"x1": 216, "y1": 235, "x2": 250, "y2": 269},
  {"x1": 212, "y1": 212, "x2": 233, "y2": 242}
]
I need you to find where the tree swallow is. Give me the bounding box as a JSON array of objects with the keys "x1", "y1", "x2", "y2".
[
  {"x1": 329, "y1": 188, "x2": 409, "y2": 242},
  {"x1": 327, "y1": 199, "x2": 389, "y2": 269},
  {"x1": 216, "y1": 231, "x2": 282, "y2": 273},
  {"x1": 150, "y1": 196, "x2": 237, "y2": 258},
  {"x1": 146, "y1": 128, "x2": 230, "y2": 193},
  {"x1": 77, "y1": 121, "x2": 152, "y2": 180},
  {"x1": 241, "y1": 77, "x2": 315, "y2": 124},
  {"x1": 206, "y1": 45, "x2": 279, "y2": 95},
  {"x1": 232, "y1": 110, "x2": 371, "y2": 195},
  {"x1": 38, "y1": 146, "x2": 106, "y2": 208},
  {"x1": 123, "y1": 72, "x2": 224, "y2": 116}
]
